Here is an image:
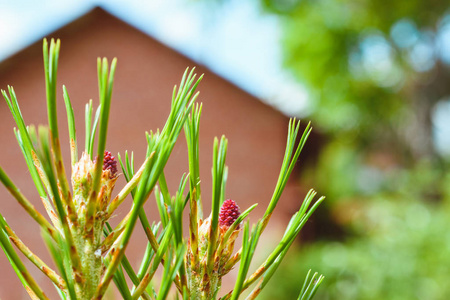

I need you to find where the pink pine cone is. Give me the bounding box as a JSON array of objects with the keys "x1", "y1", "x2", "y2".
[
  {"x1": 102, "y1": 151, "x2": 118, "y2": 178},
  {"x1": 219, "y1": 199, "x2": 241, "y2": 229}
]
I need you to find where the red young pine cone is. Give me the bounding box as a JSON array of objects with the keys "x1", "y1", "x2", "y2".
[
  {"x1": 102, "y1": 151, "x2": 117, "y2": 178},
  {"x1": 219, "y1": 199, "x2": 241, "y2": 229}
]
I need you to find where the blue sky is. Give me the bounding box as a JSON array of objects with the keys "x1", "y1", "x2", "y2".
[{"x1": 0, "y1": 0, "x2": 310, "y2": 117}]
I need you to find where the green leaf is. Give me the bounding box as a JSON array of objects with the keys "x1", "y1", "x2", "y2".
[
  {"x1": 207, "y1": 136, "x2": 228, "y2": 272},
  {"x1": 297, "y1": 270, "x2": 324, "y2": 300},
  {"x1": 0, "y1": 214, "x2": 50, "y2": 300},
  {"x1": 63, "y1": 86, "x2": 78, "y2": 166},
  {"x1": 42, "y1": 229, "x2": 77, "y2": 300}
]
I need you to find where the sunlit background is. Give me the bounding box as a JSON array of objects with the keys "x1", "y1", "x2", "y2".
[{"x1": 1, "y1": 0, "x2": 450, "y2": 299}]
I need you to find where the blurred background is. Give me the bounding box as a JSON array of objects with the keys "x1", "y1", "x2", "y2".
[{"x1": 1, "y1": 0, "x2": 450, "y2": 299}]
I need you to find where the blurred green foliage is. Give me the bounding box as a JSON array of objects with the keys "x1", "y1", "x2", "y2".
[
  {"x1": 206, "y1": 0, "x2": 450, "y2": 298},
  {"x1": 260, "y1": 163, "x2": 450, "y2": 299},
  {"x1": 223, "y1": 0, "x2": 450, "y2": 298},
  {"x1": 261, "y1": 0, "x2": 450, "y2": 160}
]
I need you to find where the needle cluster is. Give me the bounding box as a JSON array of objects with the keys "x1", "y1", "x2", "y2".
[{"x1": 0, "y1": 39, "x2": 324, "y2": 300}]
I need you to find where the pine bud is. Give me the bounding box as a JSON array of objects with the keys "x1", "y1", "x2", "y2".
[
  {"x1": 94, "y1": 151, "x2": 118, "y2": 179},
  {"x1": 72, "y1": 152, "x2": 95, "y2": 205},
  {"x1": 102, "y1": 151, "x2": 118, "y2": 178},
  {"x1": 219, "y1": 199, "x2": 241, "y2": 229}
]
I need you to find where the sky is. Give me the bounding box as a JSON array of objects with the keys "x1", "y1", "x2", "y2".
[{"x1": 0, "y1": 0, "x2": 310, "y2": 117}]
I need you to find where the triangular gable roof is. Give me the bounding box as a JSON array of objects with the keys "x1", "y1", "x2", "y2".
[{"x1": 0, "y1": 7, "x2": 275, "y2": 111}]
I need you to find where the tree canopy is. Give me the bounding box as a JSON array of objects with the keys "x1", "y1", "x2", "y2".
[{"x1": 260, "y1": 0, "x2": 450, "y2": 162}]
